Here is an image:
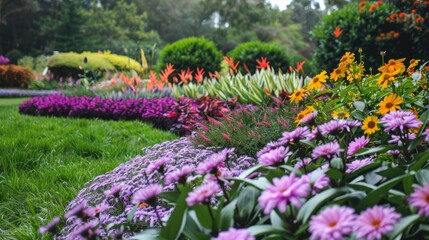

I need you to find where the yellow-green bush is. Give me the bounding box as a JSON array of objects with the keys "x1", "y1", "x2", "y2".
[{"x1": 90, "y1": 52, "x2": 144, "y2": 72}]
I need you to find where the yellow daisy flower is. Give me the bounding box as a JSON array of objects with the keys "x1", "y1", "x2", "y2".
[
  {"x1": 289, "y1": 88, "x2": 308, "y2": 104},
  {"x1": 295, "y1": 105, "x2": 315, "y2": 125},
  {"x1": 339, "y1": 52, "x2": 355, "y2": 68},
  {"x1": 407, "y1": 59, "x2": 420, "y2": 76},
  {"x1": 308, "y1": 71, "x2": 328, "y2": 90},
  {"x1": 377, "y1": 93, "x2": 403, "y2": 115},
  {"x1": 378, "y1": 58, "x2": 406, "y2": 74},
  {"x1": 346, "y1": 63, "x2": 364, "y2": 82},
  {"x1": 362, "y1": 116, "x2": 380, "y2": 135},
  {"x1": 330, "y1": 67, "x2": 346, "y2": 81},
  {"x1": 332, "y1": 109, "x2": 350, "y2": 119},
  {"x1": 377, "y1": 72, "x2": 396, "y2": 89}
]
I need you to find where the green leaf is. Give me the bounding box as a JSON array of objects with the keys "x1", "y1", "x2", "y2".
[
  {"x1": 220, "y1": 199, "x2": 237, "y2": 230},
  {"x1": 158, "y1": 191, "x2": 181, "y2": 203},
  {"x1": 127, "y1": 204, "x2": 138, "y2": 223},
  {"x1": 325, "y1": 168, "x2": 343, "y2": 180},
  {"x1": 353, "y1": 101, "x2": 365, "y2": 111},
  {"x1": 227, "y1": 177, "x2": 270, "y2": 191},
  {"x1": 160, "y1": 186, "x2": 191, "y2": 240},
  {"x1": 354, "y1": 145, "x2": 395, "y2": 157},
  {"x1": 416, "y1": 169, "x2": 429, "y2": 185},
  {"x1": 237, "y1": 165, "x2": 263, "y2": 179},
  {"x1": 411, "y1": 149, "x2": 429, "y2": 171},
  {"x1": 386, "y1": 215, "x2": 421, "y2": 239},
  {"x1": 357, "y1": 173, "x2": 413, "y2": 211},
  {"x1": 192, "y1": 204, "x2": 213, "y2": 229},
  {"x1": 270, "y1": 211, "x2": 284, "y2": 228},
  {"x1": 297, "y1": 188, "x2": 345, "y2": 223},
  {"x1": 248, "y1": 225, "x2": 290, "y2": 236},
  {"x1": 129, "y1": 228, "x2": 161, "y2": 240},
  {"x1": 183, "y1": 211, "x2": 211, "y2": 240},
  {"x1": 344, "y1": 162, "x2": 382, "y2": 181}
]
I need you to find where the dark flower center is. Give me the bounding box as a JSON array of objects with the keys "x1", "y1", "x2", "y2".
[
  {"x1": 368, "y1": 121, "x2": 376, "y2": 128},
  {"x1": 385, "y1": 102, "x2": 394, "y2": 108},
  {"x1": 371, "y1": 219, "x2": 381, "y2": 228}
]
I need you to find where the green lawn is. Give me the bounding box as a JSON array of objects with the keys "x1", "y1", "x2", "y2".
[{"x1": 0, "y1": 98, "x2": 178, "y2": 239}]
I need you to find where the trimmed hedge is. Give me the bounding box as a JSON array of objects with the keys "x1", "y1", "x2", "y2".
[
  {"x1": 0, "y1": 64, "x2": 33, "y2": 88},
  {"x1": 156, "y1": 37, "x2": 223, "y2": 82},
  {"x1": 228, "y1": 41, "x2": 291, "y2": 74}
]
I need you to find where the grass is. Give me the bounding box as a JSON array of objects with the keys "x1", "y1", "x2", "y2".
[{"x1": 0, "y1": 98, "x2": 178, "y2": 239}]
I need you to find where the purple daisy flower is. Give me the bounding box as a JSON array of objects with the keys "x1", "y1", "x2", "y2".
[
  {"x1": 257, "y1": 141, "x2": 284, "y2": 158},
  {"x1": 258, "y1": 173, "x2": 310, "y2": 214},
  {"x1": 212, "y1": 228, "x2": 255, "y2": 240},
  {"x1": 346, "y1": 157, "x2": 374, "y2": 173},
  {"x1": 197, "y1": 148, "x2": 233, "y2": 174},
  {"x1": 258, "y1": 146, "x2": 291, "y2": 166},
  {"x1": 39, "y1": 216, "x2": 60, "y2": 234},
  {"x1": 165, "y1": 165, "x2": 194, "y2": 184},
  {"x1": 132, "y1": 184, "x2": 163, "y2": 205},
  {"x1": 146, "y1": 157, "x2": 173, "y2": 174},
  {"x1": 186, "y1": 181, "x2": 221, "y2": 206},
  {"x1": 347, "y1": 136, "x2": 370, "y2": 156},
  {"x1": 409, "y1": 183, "x2": 429, "y2": 217},
  {"x1": 354, "y1": 206, "x2": 401, "y2": 240},
  {"x1": 64, "y1": 201, "x2": 88, "y2": 219},
  {"x1": 302, "y1": 172, "x2": 330, "y2": 194},
  {"x1": 423, "y1": 129, "x2": 429, "y2": 143},
  {"x1": 381, "y1": 110, "x2": 422, "y2": 132},
  {"x1": 83, "y1": 202, "x2": 111, "y2": 217},
  {"x1": 312, "y1": 141, "x2": 341, "y2": 160},
  {"x1": 318, "y1": 119, "x2": 360, "y2": 135},
  {"x1": 69, "y1": 219, "x2": 100, "y2": 239},
  {"x1": 103, "y1": 183, "x2": 124, "y2": 198},
  {"x1": 279, "y1": 126, "x2": 311, "y2": 143},
  {"x1": 309, "y1": 206, "x2": 355, "y2": 240},
  {"x1": 387, "y1": 133, "x2": 416, "y2": 144},
  {"x1": 301, "y1": 111, "x2": 318, "y2": 125},
  {"x1": 294, "y1": 158, "x2": 313, "y2": 169}
]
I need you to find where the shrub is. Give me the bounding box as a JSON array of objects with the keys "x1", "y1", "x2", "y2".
[
  {"x1": 47, "y1": 52, "x2": 115, "y2": 80},
  {"x1": 227, "y1": 41, "x2": 291, "y2": 74},
  {"x1": 18, "y1": 55, "x2": 47, "y2": 73},
  {"x1": 0, "y1": 64, "x2": 33, "y2": 88},
  {"x1": 88, "y1": 52, "x2": 144, "y2": 72},
  {"x1": 156, "y1": 37, "x2": 223, "y2": 82},
  {"x1": 312, "y1": 1, "x2": 427, "y2": 71},
  {"x1": 5, "y1": 49, "x2": 23, "y2": 64}
]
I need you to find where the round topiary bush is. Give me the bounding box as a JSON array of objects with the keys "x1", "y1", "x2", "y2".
[
  {"x1": 156, "y1": 37, "x2": 223, "y2": 83},
  {"x1": 0, "y1": 64, "x2": 33, "y2": 88},
  {"x1": 227, "y1": 41, "x2": 290, "y2": 74}
]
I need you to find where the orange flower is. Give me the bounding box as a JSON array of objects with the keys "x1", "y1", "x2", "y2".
[
  {"x1": 378, "y1": 58, "x2": 406, "y2": 74},
  {"x1": 308, "y1": 71, "x2": 328, "y2": 90},
  {"x1": 393, "y1": 32, "x2": 399, "y2": 38},
  {"x1": 256, "y1": 57, "x2": 270, "y2": 69},
  {"x1": 333, "y1": 27, "x2": 342, "y2": 38},
  {"x1": 194, "y1": 68, "x2": 205, "y2": 83},
  {"x1": 295, "y1": 61, "x2": 305, "y2": 72},
  {"x1": 416, "y1": 16, "x2": 424, "y2": 23},
  {"x1": 399, "y1": 12, "x2": 406, "y2": 18},
  {"x1": 377, "y1": 72, "x2": 396, "y2": 89},
  {"x1": 411, "y1": 9, "x2": 417, "y2": 14},
  {"x1": 377, "y1": 93, "x2": 403, "y2": 115},
  {"x1": 178, "y1": 68, "x2": 193, "y2": 84},
  {"x1": 369, "y1": 4, "x2": 377, "y2": 12},
  {"x1": 330, "y1": 67, "x2": 346, "y2": 81},
  {"x1": 147, "y1": 70, "x2": 157, "y2": 91},
  {"x1": 160, "y1": 63, "x2": 175, "y2": 82},
  {"x1": 223, "y1": 56, "x2": 239, "y2": 73}
]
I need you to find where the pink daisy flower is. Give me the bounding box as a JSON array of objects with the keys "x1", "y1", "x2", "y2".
[
  {"x1": 388, "y1": 133, "x2": 416, "y2": 144},
  {"x1": 257, "y1": 141, "x2": 284, "y2": 158},
  {"x1": 312, "y1": 141, "x2": 341, "y2": 160},
  {"x1": 294, "y1": 158, "x2": 313, "y2": 169},
  {"x1": 146, "y1": 157, "x2": 173, "y2": 174},
  {"x1": 301, "y1": 111, "x2": 318, "y2": 125},
  {"x1": 423, "y1": 129, "x2": 429, "y2": 143},
  {"x1": 197, "y1": 148, "x2": 233, "y2": 174},
  {"x1": 186, "y1": 181, "x2": 221, "y2": 206},
  {"x1": 258, "y1": 146, "x2": 291, "y2": 166},
  {"x1": 347, "y1": 136, "x2": 370, "y2": 156},
  {"x1": 409, "y1": 183, "x2": 429, "y2": 217},
  {"x1": 279, "y1": 126, "x2": 311, "y2": 143},
  {"x1": 381, "y1": 110, "x2": 422, "y2": 132},
  {"x1": 165, "y1": 165, "x2": 194, "y2": 184},
  {"x1": 258, "y1": 173, "x2": 310, "y2": 214},
  {"x1": 212, "y1": 228, "x2": 255, "y2": 240},
  {"x1": 354, "y1": 206, "x2": 401, "y2": 240},
  {"x1": 302, "y1": 172, "x2": 330, "y2": 194},
  {"x1": 346, "y1": 157, "x2": 373, "y2": 173},
  {"x1": 132, "y1": 183, "x2": 163, "y2": 205},
  {"x1": 39, "y1": 217, "x2": 60, "y2": 234},
  {"x1": 103, "y1": 183, "x2": 124, "y2": 198},
  {"x1": 83, "y1": 202, "x2": 111, "y2": 217},
  {"x1": 309, "y1": 206, "x2": 355, "y2": 240}
]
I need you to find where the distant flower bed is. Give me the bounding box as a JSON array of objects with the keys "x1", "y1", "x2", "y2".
[{"x1": 19, "y1": 95, "x2": 238, "y2": 135}]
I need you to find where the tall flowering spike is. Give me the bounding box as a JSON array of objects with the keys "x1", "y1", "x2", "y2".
[
  {"x1": 213, "y1": 228, "x2": 255, "y2": 240},
  {"x1": 354, "y1": 206, "x2": 401, "y2": 240},
  {"x1": 256, "y1": 57, "x2": 270, "y2": 69},
  {"x1": 309, "y1": 206, "x2": 355, "y2": 240},
  {"x1": 132, "y1": 183, "x2": 163, "y2": 206},
  {"x1": 224, "y1": 56, "x2": 239, "y2": 73},
  {"x1": 409, "y1": 183, "x2": 429, "y2": 217},
  {"x1": 186, "y1": 181, "x2": 221, "y2": 206},
  {"x1": 311, "y1": 141, "x2": 341, "y2": 160},
  {"x1": 258, "y1": 173, "x2": 310, "y2": 214},
  {"x1": 347, "y1": 136, "x2": 370, "y2": 156}
]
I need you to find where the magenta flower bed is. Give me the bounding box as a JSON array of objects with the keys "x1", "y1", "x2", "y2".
[{"x1": 19, "y1": 95, "x2": 178, "y2": 130}]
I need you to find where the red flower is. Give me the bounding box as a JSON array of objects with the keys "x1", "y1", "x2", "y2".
[
  {"x1": 333, "y1": 27, "x2": 343, "y2": 38},
  {"x1": 223, "y1": 56, "x2": 239, "y2": 73},
  {"x1": 256, "y1": 57, "x2": 270, "y2": 69},
  {"x1": 416, "y1": 16, "x2": 424, "y2": 23},
  {"x1": 194, "y1": 68, "x2": 205, "y2": 83}
]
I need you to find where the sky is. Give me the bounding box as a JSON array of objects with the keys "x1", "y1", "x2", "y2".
[{"x1": 268, "y1": 0, "x2": 325, "y2": 10}]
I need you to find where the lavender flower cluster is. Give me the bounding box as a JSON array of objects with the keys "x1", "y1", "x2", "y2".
[
  {"x1": 19, "y1": 95, "x2": 177, "y2": 129},
  {"x1": 53, "y1": 137, "x2": 255, "y2": 239},
  {"x1": 0, "y1": 55, "x2": 10, "y2": 65}
]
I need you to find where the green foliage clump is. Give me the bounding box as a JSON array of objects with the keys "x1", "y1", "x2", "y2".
[
  {"x1": 0, "y1": 64, "x2": 33, "y2": 88},
  {"x1": 193, "y1": 106, "x2": 295, "y2": 158},
  {"x1": 156, "y1": 37, "x2": 223, "y2": 81},
  {"x1": 228, "y1": 41, "x2": 290, "y2": 74},
  {"x1": 18, "y1": 55, "x2": 47, "y2": 73},
  {"x1": 88, "y1": 52, "x2": 144, "y2": 72},
  {"x1": 47, "y1": 52, "x2": 115, "y2": 80},
  {"x1": 312, "y1": 2, "x2": 406, "y2": 71}
]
